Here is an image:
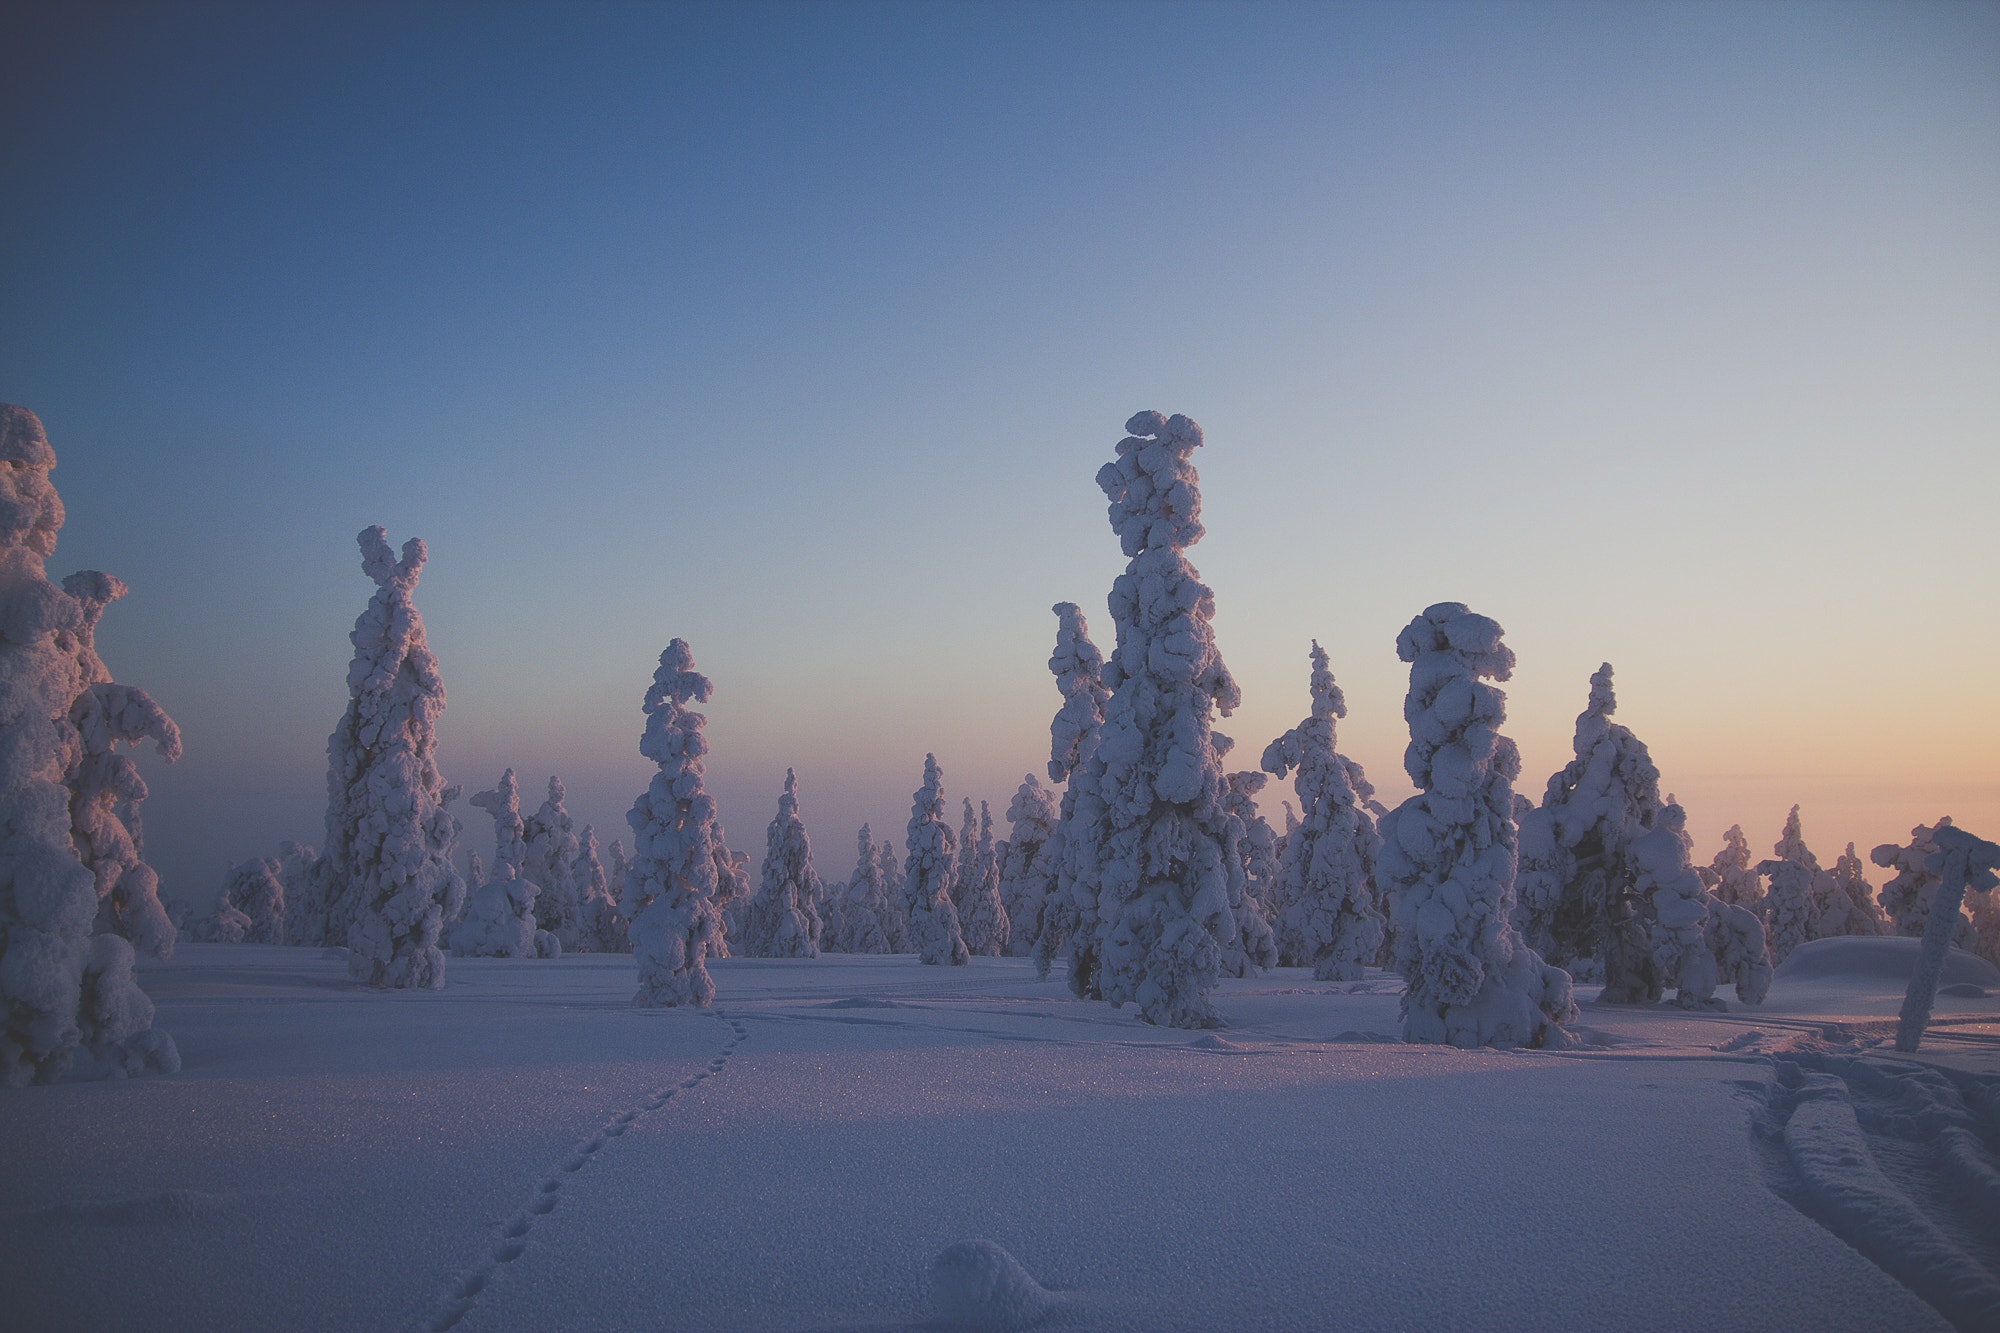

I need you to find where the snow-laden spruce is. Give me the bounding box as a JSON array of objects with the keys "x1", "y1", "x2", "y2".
[
  {"x1": 997, "y1": 775, "x2": 1058, "y2": 959},
  {"x1": 574, "y1": 825, "x2": 625, "y2": 952},
  {"x1": 1377, "y1": 603, "x2": 1575, "y2": 1048},
  {"x1": 278, "y1": 841, "x2": 319, "y2": 945},
  {"x1": 1260, "y1": 640, "x2": 1384, "y2": 981},
  {"x1": 830, "y1": 825, "x2": 891, "y2": 954},
  {"x1": 904, "y1": 754, "x2": 969, "y2": 966},
  {"x1": 1758, "y1": 806, "x2": 1828, "y2": 966},
  {"x1": 452, "y1": 769, "x2": 549, "y2": 959},
  {"x1": 622, "y1": 640, "x2": 735, "y2": 1007},
  {"x1": 1057, "y1": 412, "x2": 1247, "y2": 1029},
  {"x1": 1820, "y1": 842, "x2": 1886, "y2": 939},
  {"x1": 314, "y1": 527, "x2": 465, "y2": 988},
  {"x1": 959, "y1": 800, "x2": 1009, "y2": 957},
  {"x1": 522, "y1": 776, "x2": 585, "y2": 951},
  {"x1": 1623, "y1": 804, "x2": 1723, "y2": 1008},
  {"x1": 1873, "y1": 820, "x2": 1975, "y2": 951},
  {"x1": 876, "y1": 838, "x2": 908, "y2": 953},
  {"x1": 1218, "y1": 769, "x2": 1279, "y2": 977},
  {"x1": 0, "y1": 405, "x2": 178, "y2": 1083},
  {"x1": 955, "y1": 798, "x2": 979, "y2": 914},
  {"x1": 1696, "y1": 825, "x2": 1764, "y2": 911},
  {"x1": 223, "y1": 858, "x2": 287, "y2": 945},
  {"x1": 741, "y1": 769, "x2": 821, "y2": 958},
  {"x1": 1035, "y1": 600, "x2": 1110, "y2": 995}
]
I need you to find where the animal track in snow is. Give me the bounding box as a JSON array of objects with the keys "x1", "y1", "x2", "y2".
[{"x1": 423, "y1": 1009, "x2": 748, "y2": 1332}]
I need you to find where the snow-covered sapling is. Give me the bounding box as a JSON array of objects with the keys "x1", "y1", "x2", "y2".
[
  {"x1": 997, "y1": 775, "x2": 1059, "y2": 959},
  {"x1": 1377, "y1": 603, "x2": 1576, "y2": 1048},
  {"x1": 742, "y1": 769, "x2": 821, "y2": 959},
  {"x1": 315, "y1": 527, "x2": 465, "y2": 987},
  {"x1": 1036, "y1": 600, "x2": 1110, "y2": 996},
  {"x1": 904, "y1": 753, "x2": 968, "y2": 966},
  {"x1": 622, "y1": 640, "x2": 734, "y2": 1006},
  {"x1": 1260, "y1": 640, "x2": 1384, "y2": 981}
]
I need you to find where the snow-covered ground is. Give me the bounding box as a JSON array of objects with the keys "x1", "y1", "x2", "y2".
[{"x1": 4, "y1": 941, "x2": 1997, "y2": 1333}]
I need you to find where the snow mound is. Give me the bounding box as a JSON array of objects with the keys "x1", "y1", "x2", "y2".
[
  {"x1": 928, "y1": 1239, "x2": 1060, "y2": 1331},
  {"x1": 1775, "y1": 936, "x2": 2000, "y2": 987},
  {"x1": 1187, "y1": 1033, "x2": 1243, "y2": 1050},
  {"x1": 824, "y1": 997, "x2": 899, "y2": 1009}
]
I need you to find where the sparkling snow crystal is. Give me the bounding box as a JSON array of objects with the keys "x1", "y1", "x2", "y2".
[{"x1": 1376, "y1": 602, "x2": 1575, "y2": 1048}]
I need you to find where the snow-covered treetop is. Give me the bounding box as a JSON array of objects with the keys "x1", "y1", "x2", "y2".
[
  {"x1": 1772, "y1": 805, "x2": 1820, "y2": 871},
  {"x1": 348, "y1": 527, "x2": 440, "y2": 707},
  {"x1": 641, "y1": 637, "x2": 712, "y2": 771},
  {"x1": 1395, "y1": 602, "x2": 1517, "y2": 795},
  {"x1": 471, "y1": 768, "x2": 526, "y2": 877},
  {"x1": 1099, "y1": 410, "x2": 1205, "y2": 558},
  {"x1": 1047, "y1": 601, "x2": 1108, "y2": 785},
  {"x1": 1262, "y1": 640, "x2": 1345, "y2": 781}
]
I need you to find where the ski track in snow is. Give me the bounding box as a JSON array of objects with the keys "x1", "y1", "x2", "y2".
[
  {"x1": 1751, "y1": 1045, "x2": 2000, "y2": 1333},
  {"x1": 421, "y1": 1008, "x2": 747, "y2": 1333}
]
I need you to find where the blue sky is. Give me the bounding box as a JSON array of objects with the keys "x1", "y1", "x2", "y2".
[{"x1": 4, "y1": 0, "x2": 1995, "y2": 908}]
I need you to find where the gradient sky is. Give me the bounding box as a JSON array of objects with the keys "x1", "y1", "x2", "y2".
[{"x1": 4, "y1": 0, "x2": 1995, "y2": 912}]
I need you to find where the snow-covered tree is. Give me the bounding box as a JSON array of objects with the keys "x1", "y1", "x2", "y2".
[
  {"x1": 575, "y1": 825, "x2": 624, "y2": 953},
  {"x1": 997, "y1": 775, "x2": 1059, "y2": 959},
  {"x1": 831, "y1": 825, "x2": 890, "y2": 954},
  {"x1": 223, "y1": 857, "x2": 286, "y2": 945},
  {"x1": 1757, "y1": 806, "x2": 1828, "y2": 965},
  {"x1": 522, "y1": 776, "x2": 585, "y2": 951},
  {"x1": 876, "y1": 838, "x2": 908, "y2": 952},
  {"x1": 1217, "y1": 769, "x2": 1279, "y2": 977},
  {"x1": 958, "y1": 800, "x2": 1009, "y2": 957},
  {"x1": 1872, "y1": 819, "x2": 1975, "y2": 950},
  {"x1": 955, "y1": 798, "x2": 979, "y2": 913},
  {"x1": 622, "y1": 640, "x2": 734, "y2": 1006},
  {"x1": 742, "y1": 769, "x2": 821, "y2": 959},
  {"x1": 1035, "y1": 600, "x2": 1110, "y2": 995},
  {"x1": 0, "y1": 405, "x2": 178, "y2": 1082},
  {"x1": 904, "y1": 754, "x2": 968, "y2": 966},
  {"x1": 1377, "y1": 603, "x2": 1575, "y2": 1048},
  {"x1": 314, "y1": 527, "x2": 465, "y2": 988},
  {"x1": 1695, "y1": 825, "x2": 1763, "y2": 912},
  {"x1": 452, "y1": 770, "x2": 549, "y2": 959},
  {"x1": 1818, "y1": 841, "x2": 1886, "y2": 939},
  {"x1": 1261, "y1": 640, "x2": 1384, "y2": 981},
  {"x1": 1969, "y1": 872, "x2": 2000, "y2": 971},
  {"x1": 1624, "y1": 804, "x2": 1717, "y2": 1007},
  {"x1": 279, "y1": 841, "x2": 319, "y2": 945},
  {"x1": 1055, "y1": 413, "x2": 1245, "y2": 1028}
]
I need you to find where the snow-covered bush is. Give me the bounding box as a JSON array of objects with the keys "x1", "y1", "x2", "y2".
[
  {"x1": 1696, "y1": 825, "x2": 1763, "y2": 911},
  {"x1": 1217, "y1": 769, "x2": 1279, "y2": 977},
  {"x1": 1872, "y1": 819, "x2": 1975, "y2": 950},
  {"x1": 279, "y1": 841, "x2": 319, "y2": 945},
  {"x1": 522, "y1": 776, "x2": 585, "y2": 951},
  {"x1": 621, "y1": 640, "x2": 734, "y2": 1007},
  {"x1": 0, "y1": 405, "x2": 178, "y2": 1083},
  {"x1": 1818, "y1": 841, "x2": 1886, "y2": 939},
  {"x1": 1261, "y1": 641, "x2": 1384, "y2": 981},
  {"x1": 1057, "y1": 413, "x2": 1245, "y2": 1028},
  {"x1": 997, "y1": 775, "x2": 1059, "y2": 959},
  {"x1": 1377, "y1": 603, "x2": 1575, "y2": 1048},
  {"x1": 1036, "y1": 600, "x2": 1110, "y2": 995},
  {"x1": 1757, "y1": 806, "x2": 1828, "y2": 965},
  {"x1": 904, "y1": 754, "x2": 968, "y2": 966},
  {"x1": 742, "y1": 769, "x2": 821, "y2": 959},
  {"x1": 958, "y1": 800, "x2": 1009, "y2": 957},
  {"x1": 314, "y1": 527, "x2": 465, "y2": 988}
]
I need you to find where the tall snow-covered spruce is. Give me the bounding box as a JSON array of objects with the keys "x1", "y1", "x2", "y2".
[
  {"x1": 903, "y1": 754, "x2": 968, "y2": 966},
  {"x1": 1260, "y1": 640, "x2": 1384, "y2": 981},
  {"x1": 1064, "y1": 411, "x2": 1244, "y2": 1029},
  {"x1": 621, "y1": 640, "x2": 732, "y2": 1007},
  {"x1": 1377, "y1": 603, "x2": 1575, "y2": 1048},
  {"x1": 0, "y1": 405, "x2": 182, "y2": 1082},
  {"x1": 314, "y1": 527, "x2": 464, "y2": 989}
]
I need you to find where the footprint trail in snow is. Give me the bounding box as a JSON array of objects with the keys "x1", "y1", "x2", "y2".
[{"x1": 423, "y1": 1009, "x2": 748, "y2": 1333}]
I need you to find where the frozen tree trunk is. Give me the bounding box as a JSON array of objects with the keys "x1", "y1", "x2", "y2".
[
  {"x1": 0, "y1": 405, "x2": 178, "y2": 1083},
  {"x1": 1260, "y1": 640, "x2": 1384, "y2": 981},
  {"x1": 522, "y1": 776, "x2": 585, "y2": 951},
  {"x1": 958, "y1": 800, "x2": 1009, "y2": 957},
  {"x1": 1037, "y1": 601, "x2": 1110, "y2": 995},
  {"x1": 622, "y1": 640, "x2": 732, "y2": 1006},
  {"x1": 1896, "y1": 826, "x2": 1999, "y2": 1053},
  {"x1": 1378, "y1": 603, "x2": 1576, "y2": 1048},
  {"x1": 742, "y1": 769, "x2": 821, "y2": 959},
  {"x1": 904, "y1": 754, "x2": 968, "y2": 966},
  {"x1": 315, "y1": 527, "x2": 465, "y2": 988}
]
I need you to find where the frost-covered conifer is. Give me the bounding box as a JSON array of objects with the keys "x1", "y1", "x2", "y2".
[
  {"x1": 998, "y1": 775, "x2": 1059, "y2": 959},
  {"x1": 832, "y1": 825, "x2": 890, "y2": 954},
  {"x1": 1217, "y1": 769, "x2": 1279, "y2": 977},
  {"x1": 1696, "y1": 825, "x2": 1763, "y2": 911},
  {"x1": 1872, "y1": 820, "x2": 1976, "y2": 950},
  {"x1": 1757, "y1": 806, "x2": 1829, "y2": 965},
  {"x1": 1624, "y1": 805, "x2": 1719, "y2": 1007},
  {"x1": 1818, "y1": 842, "x2": 1886, "y2": 939},
  {"x1": 452, "y1": 770, "x2": 548, "y2": 959},
  {"x1": 279, "y1": 841, "x2": 319, "y2": 945},
  {"x1": 314, "y1": 527, "x2": 464, "y2": 988},
  {"x1": 876, "y1": 838, "x2": 908, "y2": 952},
  {"x1": 465, "y1": 851, "x2": 484, "y2": 897},
  {"x1": 575, "y1": 825, "x2": 624, "y2": 952},
  {"x1": 1261, "y1": 641, "x2": 1384, "y2": 981},
  {"x1": 522, "y1": 776, "x2": 585, "y2": 951},
  {"x1": 1377, "y1": 603, "x2": 1575, "y2": 1048},
  {"x1": 957, "y1": 800, "x2": 1009, "y2": 957},
  {"x1": 1036, "y1": 600, "x2": 1110, "y2": 994},
  {"x1": 742, "y1": 769, "x2": 821, "y2": 959},
  {"x1": 223, "y1": 857, "x2": 286, "y2": 945},
  {"x1": 0, "y1": 405, "x2": 179, "y2": 1083},
  {"x1": 1969, "y1": 876, "x2": 2000, "y2": 970},
  {"x1": 621, "y1": 640, "x2": 733, "y2": 1006},
  {"x1": 955, "y1": 798, "x2": 979, "y2": 913},
  {"x1": 904, "y1": 754, "x2": 968, "y2": 966},
  {"x1": 1056, "y1": 413, "x2": 1245, "y2": 1028},
  {"x1": 1532, "y1": 666, "x2": 1665, "y2": 990}
]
